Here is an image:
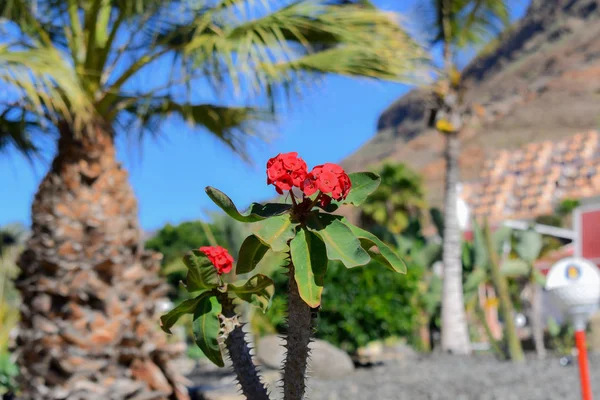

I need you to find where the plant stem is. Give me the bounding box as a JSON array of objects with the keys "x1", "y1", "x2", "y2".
[
  {"x1": 290, "y1": 191, "x2": 298, "y2": 207},
  {"x1": 529, "y1": 272, "x2": 546, "y2": 359},
  {"x1": 283, "y1": 261, "x2": 314, "y2": 400},
  {"x1": 220, "y1": 296, "x2": 270, "y2": 400},
  {"x1": 484, "y1": 223, "x2": 525, "y2": 363},
  {"x1": 474, "y1": 301, "x2": 506, "y2": 360}
]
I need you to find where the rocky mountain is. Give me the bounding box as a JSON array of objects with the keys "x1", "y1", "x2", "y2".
[{"x1": 342, "y1": 0, "x2": 600, "y2": 207}]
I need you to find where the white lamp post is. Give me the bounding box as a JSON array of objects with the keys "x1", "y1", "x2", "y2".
[{"x1": 546, "y1": 257, "x2": 600, "y2": 400}]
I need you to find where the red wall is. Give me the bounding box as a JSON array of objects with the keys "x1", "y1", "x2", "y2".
[{"x1": 580, "y1": 209, "x2": 600, "y2": 265}]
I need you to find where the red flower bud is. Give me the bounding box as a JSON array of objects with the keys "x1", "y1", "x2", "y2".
[
  {"x1": 307, "y1": 163, "x2": 351, "y2": 201},
  {"x1": 301, "y1": 174, "x2": 318, "y2": 196},
  {"x1": 266, "y1": 152, "x2": 308, "y2": 194},
  {"x1": 199, "y1": 246, "x2": 234, "y2": 275}
]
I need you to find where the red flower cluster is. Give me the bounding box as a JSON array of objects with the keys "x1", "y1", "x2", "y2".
[
  {"x1": 267, "y1": 152, "x2": 307, "y2": 194},
  {"x1": 199, "y1": 246, "x2": 234, "y2": 275},
  {"x1": 266, "y1": 153, "x2": 351, "y2": 204},
  {"x1": 302, "y1": 163, "x2": 351, "y2": 202}
]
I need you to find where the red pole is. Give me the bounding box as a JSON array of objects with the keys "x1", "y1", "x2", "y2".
[{"x1": 575, "y1": 330, "x2": 593, "y2": 400}]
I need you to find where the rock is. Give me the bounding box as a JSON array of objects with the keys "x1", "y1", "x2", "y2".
[
  {"x1": 355, "y1": 339, "x2": 418, "y2": 365},
  {"x1": 256, "y1": 335, "x2": 354, "y2": 380},
  {"x1": 355, "y1": 341, "x2": 385, "y2": 365},
  {"x1": 308, "y1": 340, "x2": 355, "y2": 380},
  {"x1": 388, "y1": 342, "x2": 419, "y2": 363},
  {"x1": 256, "y1": 335, "x2": 286, "y2": 370}
]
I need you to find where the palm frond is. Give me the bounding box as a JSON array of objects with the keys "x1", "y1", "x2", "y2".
[
  {"x1": 117, "y1": 96, "x2": 272, "y2": 158},
  {"x1": 153, "y1": 1, "x2": 425, "y2": 101},
  {"x1": 456, "y1": 0, "x2": 509, "y2": 48},
  {"x1": 0, "y1": 108, "x2": 39, "y2": 155},
  {"x1": 0, "y1": 45, "x2": 95, "y2": 153},
  {"x1": 2, "y1": 0, "x2": 423, "y2": 160},
  {"x1": 422, "y1": 0, "x2": 510, "y2": 49}
]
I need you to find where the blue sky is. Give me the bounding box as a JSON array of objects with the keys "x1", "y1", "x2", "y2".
[{"x1": 0, "y1": 1, "x2": 529, "y2": 232}]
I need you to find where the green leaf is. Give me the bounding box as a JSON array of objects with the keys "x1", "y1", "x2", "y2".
[
  {"x1": 500, "y1": 259, "x2": 529, "y2": 277},
  {"x1": 160, "y1": 292, "x2": 211, "y2": 334},
  {"x1": 464, "y1": 268, "x2": 487, "y2": 293},
  {"x1": 193, "y1": 295, "x2": 224, "y2": 367},
  {"x1": 341, "y1": 221, "x2": 407, "y2": 273},
  {"x1": 413, "y1": 242, "x2": 442, "y2": 267},
  {"x1": 183, "y1": 250, "x2": 219, "y2": 291},
  {"x1": 472, "y1": 219, "x2": 488, "y2": 269},
  {"x1": 515, "y1": 230, "x2": 543, "y2": 263},
  {"x1": 230, "y1": 274, "x2": 274, "y2": 294},
  {"x1": 547, "y1": 317, "x2": 560, "y2": 337},
  {"x1": 255, "y1": 249, "x2": 290, "y2": 275},
  {"x1": 462, "y1": 242, "x2": 473, "y2": 269},
  {"x1": 533, "y1": 269, "x2": 546, "y2": 286},
  {"x1": 205, "y1": 187, "x2": 291, "y2": 222},
  {"x1": 290, "y1": 228, "x2": 328, "y2": 307},
  {"x1": 252, "y1": 214, "x2": 297, "y2": 252},
  {"x1": 306, "y1": 213, "x2": 370, "y2": 268},
  {"x1": 231, "y1": 274, "x2": 275, "y2": 312},
  {"x1": 236, "y1": 234, "x2": 269, "y2": 274},
  {"x1": 340, "y1": 172, "x2": 381, "y2": 206},
  {"x1": 492, "y1": 226, "x2": 513, "y2": 255},
  {"x1": 423, "y1": 275, "x2": 443, "y2": 315},
  {"x1": 430, "y1": 208, "x2": 445, "y2": 238}
]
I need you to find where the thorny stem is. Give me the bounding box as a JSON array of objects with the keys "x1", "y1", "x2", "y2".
[
  {"x1": 220, "y1": 295, "x2": 270, "y2": 400},
  {"x1": 282, "y1": 260, "x2": 315, "y2": 400}
]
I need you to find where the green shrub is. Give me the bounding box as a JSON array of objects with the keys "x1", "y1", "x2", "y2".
[
  {"x1": 257, "y1": 259, "x2": 422, "y2": 353},
  {"x1": 316, "y1": 260, "x2": 422, "y2": 353},
  {"x1": 547, "y1": 317, "x2": 575, "y2": 355},
  {"x1": 0, "y1": 351, "x2": 18, "y2": 396}
]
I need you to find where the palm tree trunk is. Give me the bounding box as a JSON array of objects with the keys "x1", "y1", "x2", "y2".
[
  {"x1": 438, "y1": 1, "x2": 471, "y2": 354},
  {"x1": 15, "y1": 124, "x2": 190, "y2": 400},
  {"x1": 529, "y1": 276, "x2": 546, "y2": 359},
  {"x1": 440, "y1": 133, "x2": 472, "y2": 354}
]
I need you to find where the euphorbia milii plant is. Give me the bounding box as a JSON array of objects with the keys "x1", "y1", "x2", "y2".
[{"x1": 161, "y1": 153, "x2": 406, "y2": 400}]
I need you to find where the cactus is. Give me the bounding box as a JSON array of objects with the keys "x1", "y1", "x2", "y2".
[
  {"x1": 220, "y1": 295, "x2": 270, "y2": 400},
  {"x1": 282, "y1": 261, "x2": 314, "y2": 400}
]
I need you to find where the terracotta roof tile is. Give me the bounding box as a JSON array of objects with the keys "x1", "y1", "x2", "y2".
[{"x1": 463, "y1": 130, "x2": 600, "y2": 222}]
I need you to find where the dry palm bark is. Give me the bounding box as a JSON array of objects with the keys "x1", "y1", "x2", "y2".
[{"x1": 15, "y1": 125, "x2": 190, "y2": 400}]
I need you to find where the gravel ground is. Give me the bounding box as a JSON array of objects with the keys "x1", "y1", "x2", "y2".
[
  {"x1": 305, "y1": 353, "x2": 600, "y2": 400},
  {"x1": 191, "y1": 353, "x2": 600, "y2": 400}
]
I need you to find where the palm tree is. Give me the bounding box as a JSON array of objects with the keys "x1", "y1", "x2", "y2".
[
  {"x1": 0, "y1": 0, "x2": 422, "y2": 398},
  {"x1": 360, "y1": 162, "x2": 427, "y2": 235},
  {"x1": 425, "y1": 0, "x2": 509, "y2": 355}
]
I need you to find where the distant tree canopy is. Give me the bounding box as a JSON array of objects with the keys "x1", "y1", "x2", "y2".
[
  {"x1": 146, "y1": 222, "x2": 222, "y2": 266},
  {"x1": 145, "y1": 216, "x2": 249, "y2": 298},
  {"x1": 360, "y1": 163, "x2": 427, "y2": 235}
]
